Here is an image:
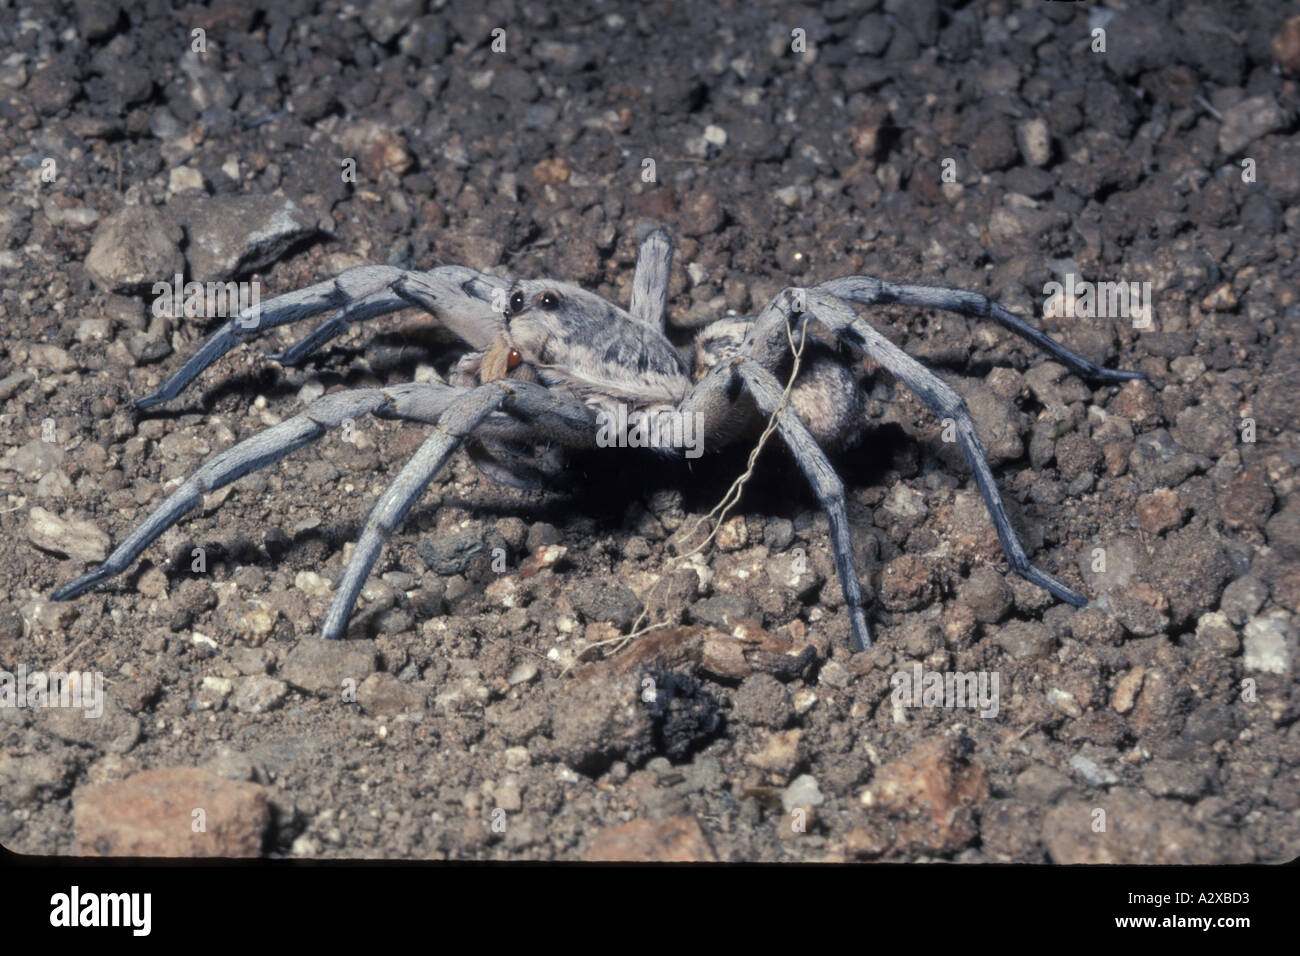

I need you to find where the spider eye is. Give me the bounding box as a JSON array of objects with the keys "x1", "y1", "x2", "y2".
[
  {"x1": 508, "y1": 291, "x2": 525, "y2": 314},
  {"x1": 539, "y1": 291, "x2": 560, "y2": 310},
  {"x1": 506, "y1": 348, "x2": 522, "y2": 370}
]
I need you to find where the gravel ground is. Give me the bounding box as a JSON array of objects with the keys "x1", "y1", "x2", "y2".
[{"x1": 1, "y1": 0, "x2": 1298, "y2": 862}]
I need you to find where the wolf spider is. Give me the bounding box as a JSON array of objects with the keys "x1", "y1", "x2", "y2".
[{"x1": 52, "y1": 229, "x2": 1143, "y2": 650}]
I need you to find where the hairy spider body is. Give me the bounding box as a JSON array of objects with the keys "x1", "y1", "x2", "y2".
[{"x1": 52, "y1": 229, "x2": 1144, "y2": 650}]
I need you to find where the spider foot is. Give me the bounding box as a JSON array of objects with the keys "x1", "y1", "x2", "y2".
[
  {"x1": 848, "y1": 606, "x2": 872, "y2": 652},
  {"x1": 51, "y1": 564, "x2": 117, "y2": 601},
  {"x1": 1012, "y1": 560, "x2": 1088, "y2": 607},
  {"x1": 266, "y1": 310, "x2": 350, "y2": 366},
  {"x1": 1077, "y1": 361, "x2": 1147, "y2": 385}
]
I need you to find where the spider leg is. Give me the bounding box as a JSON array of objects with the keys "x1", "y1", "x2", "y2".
[
  {"x1": 263, "y1": 307, "x2": 359, "y2": 366},
  {"x1": 134, "y1": 266, "x2": 507, "y2": 410},
  {"x1": 628, "y1": 229, "x2": 673, "y2": 332},
  {"x1": 277, "y1": 266, "x2": 510, "y2": 368},
  {"x1": 323, "y1": 380, "x2": 595, "y2": 638},
  {"x1": 51, "y1": 383, "x2": 470, "y2": 600},
  {"x1": 732, "y1": 359, "x2": 872, "y2": 651},
  {"x1": 819, "y1": 276, "x2": 1145, "y2": 383},
  {"x1": 802, "y1": 288, "x2": 1088, "y2": 607}
]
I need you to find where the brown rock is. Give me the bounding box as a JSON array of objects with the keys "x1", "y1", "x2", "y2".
[
  {"x1": 338, "y1": 120, "x2": 411, "y2": 178},
  {"x1": 187, "y1": 1, "x2": 257, "y2": 32},
  {"x1": 1043, "y1": 790, "x2": 1247, "y2": 864},
  {"x1": 357, "y1": 672, "x2": 427, "y2": 717},
  {"x1": 1128, "y1": 666, "x2": 1189, "y2": 738},
  {"x1": 1055, "y1": 433, "x2": 1102, "y2": 482},
  {"x1": 85, "y1": 206, "x2": 183, "y2": 294},
  {"x1": 678, "y1": 190, "x2": 724, "y2": 237},
  {"x1": 852, "y1": 123, "x2": 883, "y2": 158},
  {"x1": 843, "y1": 824, "x2": 892, "y2": 859},
  {"x1": 879, "y1": 554, "x2": 936, "y2": 611},
  {"x1": 33, "y1": 695, "x2": 141, "y2": 754},
  {"x1": 1102, "y1": 440, "x2": 1131, "y2": 477},
  {"x1": 859, "y1": 737, "x2": 989, "y2": 854},
  {"x1": 1270, "y1": 563, "x2": 1300, "y2": 613},
  {"x1": 1273, "y1": 16, "x2": 1300, "y2": 75},
  {"x1": 940, "y1": 602, "x2": 977, "y2": 647},
  {"x1": 981, "y1": 800, "x2": 1046, "y2": 863},
  {"x1": 1112, "y1": 380, "x2": 1160, "y2": 425},
  {"x1": 1149, "y1": 525, "x2": 1234, "y2": 626},
  {"x1": 520, "y1": 543, "x2": 566, "y2": 578},
  {"x1": 280, "y1": 638, "x2": 377, "y2": 697},
  {"x1": 1112, "y1": 666, "x2": 1145, "y2": 714},
  {"x1": 1199, "y1": 284, "x2": 1237, "y2": 311},
  {"x1": 74, "y1": 767, "x2": 269, "y2": 857},
  {"x1": 582, "y1": 816, "x2": 717, "y2": 862},
  {"x1": 960, "y1": 565, "x2": 1012, "y2": 624},
  {"x1": 994, "y1": 620, "x2": 1057, "y2": 660},
  {"x1": 548, "y1": 666, "x2": 652, "y2": 773},
  {"x1": 1057, "y1": 709, "x2": 1127, "y2": 747},
  {"x1": 1219, "y1": 466, "x2": 1274, "y2": 531},
  {"x1": 532, "y1": 157, "x2": 570, "y2": 185},
  {"x1": 1266, "y1": 503, "x2": 1300, "y2": 561},
  {"x1": 745, "y1": 728, "x2": 804, "y2": 778},
  {"x1": 1135, "y1": 489, "x2": 1185, "y2": 535},
  {"x1": 714, "y1": 515, "x2": 748, "y2": 551}
]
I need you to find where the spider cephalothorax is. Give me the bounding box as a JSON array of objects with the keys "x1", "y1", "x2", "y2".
[
  {"x1": 498, "y1": 279, "x2": 691, "y2": 403},
  {"x1": 52, "y1": 228, "x2": 1144, "y2": 650}
]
